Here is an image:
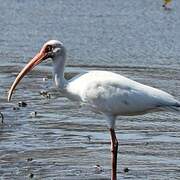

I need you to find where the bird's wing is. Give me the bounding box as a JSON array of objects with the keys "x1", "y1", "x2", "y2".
[{"x1": 67, "y1": 71, "x2": 179, "y2": 116}]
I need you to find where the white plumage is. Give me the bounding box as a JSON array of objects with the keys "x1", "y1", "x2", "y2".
[{"x1": 62, "y1": 70, "x2": 178, "y2": 127}]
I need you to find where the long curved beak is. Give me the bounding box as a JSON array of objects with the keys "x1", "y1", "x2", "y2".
[{"x1": 8, "y1": 51, "x2": 49, "y2": 101}]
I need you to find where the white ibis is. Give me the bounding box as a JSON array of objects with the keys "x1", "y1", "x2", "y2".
[{"x1": 8, "y1": 40, "x2": 180, "y2": 180}]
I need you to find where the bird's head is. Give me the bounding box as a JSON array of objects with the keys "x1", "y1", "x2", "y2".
[
  {"x1": 8, "y1": 40, "x2": 65, "y2": 101},
  {"x1": 41, "y1": 40, "x2": 65, "y2": 59}
]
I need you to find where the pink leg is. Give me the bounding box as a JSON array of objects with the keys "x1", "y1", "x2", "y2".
[{"x1": 110, "y1": 128, "x2": 118, "y2": 180}]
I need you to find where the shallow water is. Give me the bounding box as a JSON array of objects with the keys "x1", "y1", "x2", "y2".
[{"x1": 0, "y1": 0, "x2": 180, "y2": 179}]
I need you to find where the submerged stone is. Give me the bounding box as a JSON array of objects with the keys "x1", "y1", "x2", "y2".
[{"x1": 18, "y1": 101, "x2": 27, "y2": 107}]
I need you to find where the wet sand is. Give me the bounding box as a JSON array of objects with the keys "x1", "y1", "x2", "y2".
[{"x1": 1, "y1": 65, "x2": 180, "y2": 179}]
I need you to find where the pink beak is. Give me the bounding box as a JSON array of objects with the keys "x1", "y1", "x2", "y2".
[{"x1": 8, "y1": 50, "x2": 48, "y2": 101}]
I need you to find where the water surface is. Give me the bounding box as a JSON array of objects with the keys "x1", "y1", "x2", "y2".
[{"x1": 0, "y1": 0, "x2": 180, "y2": 179}]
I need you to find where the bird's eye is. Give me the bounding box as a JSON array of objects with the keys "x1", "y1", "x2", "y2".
[{"x1": 46, "y1": 45, "x2": 53, "y2": 52}]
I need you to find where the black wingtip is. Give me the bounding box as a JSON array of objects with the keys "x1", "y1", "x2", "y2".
[{"x1": 175, "y1": 102, "x2": 180, "y2": 107}]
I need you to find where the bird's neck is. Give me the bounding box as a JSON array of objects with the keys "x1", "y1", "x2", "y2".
[{"x1": 52, "y1": 52, "x2": 67, "y2": 89}]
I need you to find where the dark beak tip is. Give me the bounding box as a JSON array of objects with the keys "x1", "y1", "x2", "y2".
[
  {"x1": 7, "y1": 91, "x2": 12, "y2": 102},
  {"x1": 7, "y1": 96, "x2": 11, "y2": 102}
]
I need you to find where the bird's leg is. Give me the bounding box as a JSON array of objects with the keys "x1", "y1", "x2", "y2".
[{"x1": 110, "y1": 128, "x2": 118, "y2": 180}]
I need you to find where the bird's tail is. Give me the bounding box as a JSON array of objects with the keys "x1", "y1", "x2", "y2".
[{"x1": 160, "y1": 102, "x2": 180, "y2": 114}]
